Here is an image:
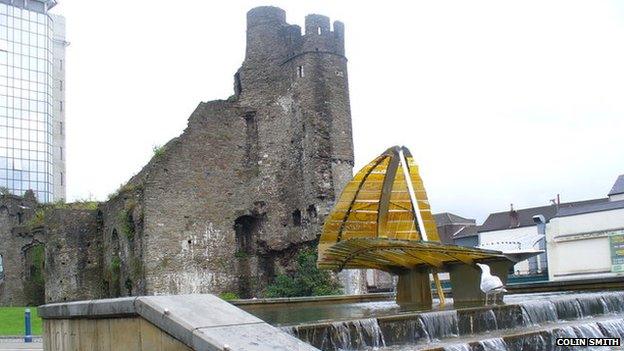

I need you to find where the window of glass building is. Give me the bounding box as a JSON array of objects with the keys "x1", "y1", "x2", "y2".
[{"x1": 0, "y1": 3, "x2": 55, "y2": 202}]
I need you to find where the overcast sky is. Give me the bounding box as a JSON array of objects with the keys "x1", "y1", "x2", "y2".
[{"x1": 55, "y1": 1, "x2": 624, "y2": 222}]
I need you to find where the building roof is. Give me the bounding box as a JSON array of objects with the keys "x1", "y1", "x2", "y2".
[
  {"x1": 609, "y1": 174, "x2": 624, "y2": 196},
  {"x1": 453, "y1": 225, "x2": 478, "y2": 239},
  {"x1": 0, "y1": 0, "x2": 57, "y2": 13},
  {"x1": 557, "y1": 199, "x2": 624, "y2": 217},
  {"x1": 478, "y1": 198, "x2": 609, "y2": 233},
  {"x1": 433, "y1": 212, "x2": 475, "y2": 226},
  {"x1": 35, "y1": 0, "x2": 57, "y2": 8}
]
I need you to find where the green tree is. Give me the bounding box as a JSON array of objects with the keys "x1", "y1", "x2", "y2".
[{"x1": 265, "y1": 249, "x2": 341, "y2": 298}]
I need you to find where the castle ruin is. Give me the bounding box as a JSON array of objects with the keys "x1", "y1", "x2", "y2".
[{"x1": 0, "y1": 6, "x2": 360, "y2": 304}]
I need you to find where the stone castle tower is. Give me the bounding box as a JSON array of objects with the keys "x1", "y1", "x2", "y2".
[{"x1": 20, "y1": 6, "x2": 356, "y2": 302}]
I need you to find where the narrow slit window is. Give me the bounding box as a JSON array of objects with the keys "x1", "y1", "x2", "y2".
[
  {"x1": 317, "y1": 27, "x2": 321, "y2": 35},
  {"x1": 297, "y1": 65, "x2": 304, "y2": 78},
  {"x1": 0, "y1": 254, "x2": 4, "y2": 280},
  {"x1": 292, "y1": 209, "x2": 302, "y2": 226}
]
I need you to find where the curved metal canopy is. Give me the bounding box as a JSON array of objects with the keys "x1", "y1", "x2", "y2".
[{"x1": 318, "y1": 146, "x2": 506, "y2": 273}]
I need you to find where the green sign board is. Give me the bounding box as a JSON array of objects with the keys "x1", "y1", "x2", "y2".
[{"x1": 611, "y1": 231, "x2": 624, "y2": 273}]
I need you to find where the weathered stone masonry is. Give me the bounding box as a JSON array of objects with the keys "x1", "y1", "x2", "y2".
[
  {"x1": 119, "y1": 6, "x2": 355, "y2": 299},
  {"x1": 0, "y1": 6, "x2": 356, "y2": 304}
]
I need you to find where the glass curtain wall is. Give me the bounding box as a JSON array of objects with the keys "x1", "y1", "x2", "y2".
[{"x1": 0, "y1": 3, "x2": 53, "y2": 202}]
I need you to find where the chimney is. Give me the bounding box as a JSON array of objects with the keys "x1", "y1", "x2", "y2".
[{"x1": 509, "y1": 203, "x2": 519, "y2": 228}]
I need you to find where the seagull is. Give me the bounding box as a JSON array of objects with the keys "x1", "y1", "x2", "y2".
[{"x1": 476, "y1": 263, "x2": 507, "y2": 305}]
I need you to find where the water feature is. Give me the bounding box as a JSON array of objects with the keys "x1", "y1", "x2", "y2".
[
  {"x1": 478, "y1": 337, "x2": 508, "y2": 351},
  {"x1": 270, "y1": 291, "x2": 624, "y2": 351},
  {"x1": 598, "y1": 319, "x2": 624, "y2": 338},
  {"x1": 419, "y1": 310, "x2": 459, "y2": 340},
  {"x1": 519, "y1": 300, "x2": 558, "y2": 325},
  {"x1": 283, "y1": 318, "x2": 386, "y2": 351}
]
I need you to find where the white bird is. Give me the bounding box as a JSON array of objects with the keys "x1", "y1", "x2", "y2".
[{"x1": 476, "y1": 263, "x2": 507, "y2": 305}]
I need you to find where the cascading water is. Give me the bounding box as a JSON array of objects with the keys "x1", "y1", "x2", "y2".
[
  {"x1": 600, "y1": 292, "x2": 624, "y2": 314},
  {"x1": 481, "y1": 309, "x2": 498, "y2": 331},
  {"x1": 418, "y1": 310, "x2": 459, "y2": 341},
  {"x1": 287, "y1": 318, "x2": 386, "y2": 351},
  {"x1": 572, "y1": 322, "x2": 605, "y2": 339},
  {"x1": 520, "y1": 300, "x2": 558, "y2": 325},
  {"x1": 552, "y1": 296, "x2": 585, "y2": 320},
  {"x1": 597, "y1": 318, "x2": 624, "y2": 338},
  {"x1": 279, "y1": 292, "x2": 624, "y2": 351},
  {"x1": 443, "y1": 344, "x2": 471, "y2": 351},
  {"x1": 478, "y1": 337, "x2": 508, "y2": 351},
  {"x1": 576, "y1": 294, "x2": 607, "y2": 316},
  {"x1": 355, "y1": 318, "x2": 386, "y2": 349}
]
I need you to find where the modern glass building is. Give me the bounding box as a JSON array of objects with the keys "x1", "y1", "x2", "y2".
[{"x1": 0, "y1": 0, "x2": 65, "y2": 202}]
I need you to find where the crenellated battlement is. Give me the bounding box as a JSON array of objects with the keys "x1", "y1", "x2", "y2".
[
  {"x1": 246, "y1": 6, "x2": 286, "y2": 29},
  {"x1": 301, "y1": 15, "x2": 345, "y2": 56},
  {"x1": 244, "y1": 7, "x2": 345, "y2": 65}
]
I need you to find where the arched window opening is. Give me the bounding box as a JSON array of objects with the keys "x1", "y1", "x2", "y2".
[
  {"x1": 234, "y1": 216, "x2": 261, "y2": 254},
  {"x1": 23, "y1": 244, "x2": 45, "y2": 305},
  {"x1": 234, "y1": 215, "x2": 263, "y2": 299}
]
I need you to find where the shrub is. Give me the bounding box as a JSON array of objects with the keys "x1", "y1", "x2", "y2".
[
  {"x1": 25, "y1": 209, "x2": 46, "y2": 228},
  {"x1": 152, "y1": 145, "x2": 165, "y2": 158},
  {"x1": 264, "y1": 249, "x2": 341, "y2": 298},
  {"x1": 219, "y1": 292, "x2": 240, "y2": 301},
  {"x1": 120, "y1": 200, "x2": 136, "y2": 240}
]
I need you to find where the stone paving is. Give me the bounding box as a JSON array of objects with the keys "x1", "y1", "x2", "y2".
[{"x1": 0, "y1": 341, "x2": 42, "y2": 350}]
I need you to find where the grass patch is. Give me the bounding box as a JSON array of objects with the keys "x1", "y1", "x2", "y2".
[{"x1": 0, "y1": 307, "x2": 42, "y2": 336}]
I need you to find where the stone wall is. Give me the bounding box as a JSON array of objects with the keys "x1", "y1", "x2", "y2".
[
  {"x1": 0, "y1": 191, "x2": 40, "y2": 306},
  {"x1": 98, "y1": 6, "x2": 356, "y2": 298},
  {"x1": 44, "y1": 208, "x2": 103, "y2": 303},
  {"x1": 0, "y1": 6, "x2": 357, "y2": 304}
]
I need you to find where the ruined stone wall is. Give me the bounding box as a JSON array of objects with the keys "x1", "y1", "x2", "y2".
[
  {"x1": 35, "y1": 6, "x2": 357, "y2": 301},
  {"x1": 100, "y1": 185, "x2": 145, "y2": 298},
  {"x1": 139, "y1": 101, "x2": 249, "y2": 296},
  {"x1": 0, "y1": 192, "x2": 40, "y2": 306},
  {"x1": 132, "y1": 7, "x2": 355, "y2": 297},
  {"x1": 44, "y1": 208, "x2": 103, "y2": 303}
]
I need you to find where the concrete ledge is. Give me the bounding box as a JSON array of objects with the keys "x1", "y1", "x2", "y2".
[
  {"x1": 39, "y1": 294, "x2": 319, "y2": 351},
  {"x1": 39, "y1": 297, "x2": 139, "y2": 319},
  {"x1": 232, "y1": 292, "x2": 393, "y2": 306}
]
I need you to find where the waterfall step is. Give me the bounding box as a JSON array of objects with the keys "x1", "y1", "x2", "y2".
[
  {"x1": 282, "y1": 291, "x2": 624, "y2": 351},
  {"x1": 394, "y1": 314, "x2": 624, "y2": 351}
]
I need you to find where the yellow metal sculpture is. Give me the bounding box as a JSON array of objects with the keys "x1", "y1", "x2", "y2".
[{"x1": 318, "y1": 146, "x2": 529, "y2": 306}]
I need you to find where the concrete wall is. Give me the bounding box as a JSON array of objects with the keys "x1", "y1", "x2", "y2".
[
  {"x1": 43, "y1": 317, "x2": 191, "y2": 351},
  {"x1": 51, "y1": 14, "x2": 67, "y2": 202},
  {"x1": 547, "y1": 208, "x2": 624, "y2": 281},
  {"x1": 38, "y1": 294, "x2": 318, "y2": 351}
]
